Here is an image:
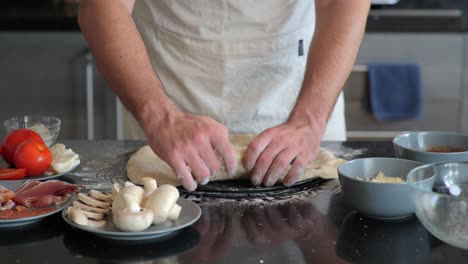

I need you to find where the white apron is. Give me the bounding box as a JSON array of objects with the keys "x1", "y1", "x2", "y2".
[{"x1": 124, "y1": 0, "x2": 346, "y2": 141}]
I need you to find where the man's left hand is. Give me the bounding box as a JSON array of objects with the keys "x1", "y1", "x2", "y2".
[{"x1": 243, "y1": 118, "x2": 324, "y2": 187}]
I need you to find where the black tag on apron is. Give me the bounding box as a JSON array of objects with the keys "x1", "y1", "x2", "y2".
[{"x1": 298, "y1": 39, "x2": 304, "y2": 56}]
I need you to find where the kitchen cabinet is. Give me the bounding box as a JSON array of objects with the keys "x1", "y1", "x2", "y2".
[
  {"x1": 344, "y1": 33, "x2": 464, "y2": 139},
  {"x1": 0, "y1": 32, "x2": 117, "y2": 140}
]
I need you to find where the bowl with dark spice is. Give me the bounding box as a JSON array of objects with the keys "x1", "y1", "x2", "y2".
[
  {"x1": 393, "y1": 131, "x2": 468, "y2": 164},
  {"x1": 338, "y1": 157, "x2": 423, "y2": 220}
]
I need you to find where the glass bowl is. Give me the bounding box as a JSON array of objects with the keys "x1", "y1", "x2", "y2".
[
  {"x1": 4, "y1": 115, "x2": 61, "y2": 147},
  {"x1": 407, "y1": 162, "x2": 468, "y2": 250}
]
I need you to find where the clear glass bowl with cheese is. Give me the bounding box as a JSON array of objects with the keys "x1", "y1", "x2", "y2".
[{"x1": 4, "y1": 115, "x2": 61, "y2": 147}]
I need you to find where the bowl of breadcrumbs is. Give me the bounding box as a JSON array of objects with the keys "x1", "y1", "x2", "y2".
[{"x1": 338, "y1": 157, "x2": 422, "y2": 220}]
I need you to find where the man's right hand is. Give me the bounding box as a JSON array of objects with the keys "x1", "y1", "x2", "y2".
[
  {"x1": 145, "y1": 110, "x2": 237, "y2": 191},
  {"x1": 79, "y1": 1, "x2": 236, "y2": 191}
]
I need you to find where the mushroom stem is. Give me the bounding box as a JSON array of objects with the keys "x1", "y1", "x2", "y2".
[
  {"x1": 112, "y1": 185, "x2": 145, "y2": 212},
  {"x1": 142, "y1": 177, "x2": 157, "y2": 195},
  {"x1": 112, "y1": 183, "x2": 121, "y2": 196},
  {"x1": 168, "y1": 204, "x2": 181, "y2": 221},
  {"x1": 122, "y1": 193, "x2": 140, "y2": 213}
]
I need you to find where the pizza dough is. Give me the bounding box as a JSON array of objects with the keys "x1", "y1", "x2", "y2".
[{"x1": 126, "y1": 134, "x2": 346, "y2": 186}]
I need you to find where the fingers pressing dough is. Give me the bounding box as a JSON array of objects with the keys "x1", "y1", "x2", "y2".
[{"x1": 126, "y1": 134, "x2": 345, "y2": 187}]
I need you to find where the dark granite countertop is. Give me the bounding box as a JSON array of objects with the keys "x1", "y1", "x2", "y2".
[
  {"x1": 0, "y1": 140, "x2": 466, "y2": 264},
  {"x1": 1, "y1": 0, "x2": 468, "y2": 33}
]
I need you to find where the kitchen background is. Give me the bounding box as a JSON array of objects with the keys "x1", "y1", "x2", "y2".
[{"x1": 1, "y1": 0, "x2": 468, "y2": 141}]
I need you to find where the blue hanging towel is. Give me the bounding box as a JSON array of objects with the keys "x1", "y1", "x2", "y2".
[{"x1": 368, "y1": 63, "x2": 422, "y2": 121}]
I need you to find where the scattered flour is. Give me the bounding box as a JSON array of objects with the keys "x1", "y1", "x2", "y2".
[
  {"x1": 325, "y1": 145, "x2": 367, "y2": 160},
  {"x1": 186, "y1": 179, "x2": 341, "y2": 210}
]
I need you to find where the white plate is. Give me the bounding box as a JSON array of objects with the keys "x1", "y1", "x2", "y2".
[
  {"x1": 62, "y1": 198, "x2": 202, "y2": 241},
  {"x1": 0, "y1": 164, "x2": 79, "y2": 186},
  {"x1": 0, "y1": 197, "x2": 72, "y2": 228}
]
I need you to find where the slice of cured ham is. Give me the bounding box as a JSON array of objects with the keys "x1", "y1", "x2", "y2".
[
  {"x1": 15, "y1": 180, "x2": 79, "y2": 197},
  {"x1": 0, "y1": 185, "x2": 15, "y2": 204},
  {"x1": 13, "y1": 180, "x2": 79, "y2": 208},
  {"x1": 16, "y1": 194, "x2": 65, "y2": 208},
  {"x1": 0, "y1": 199, "x2": 15, "y2": 210},
  {"x1": 14, "y1": 180, "x2": 41, "y2": 194}
]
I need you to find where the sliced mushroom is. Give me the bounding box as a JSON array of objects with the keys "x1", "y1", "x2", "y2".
[
  {"x1": 78, "y1": 193, "x2": 110, "y2": 209},
  {"x1": 168, "y1": 204, "x2": 181, "y2": 221},
  {"x1": 66, "y1": 207, "x2": 106, "y2": 228},
  {"x1": 73, "y1": 201, "x2": 109, "y2": 214},
  {"x1": 80, "y1": 210, "x2": 104, "y2": 220},
  {"x1": 90, "y1": 190, "x2": 113, "y2": 202},
  {"x1": 66, "y1": 207, "x2": 87, "y2": 225}
]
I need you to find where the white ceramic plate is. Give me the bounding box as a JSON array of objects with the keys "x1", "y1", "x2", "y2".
[
  {"x1": 62, "y1": 198, "x2": 202, "y2": 241},
  {"x1": 0, "y1": 197, "x2": 72, "y2": 228},
  {"x1": 0, "y1": 164, "x2": 79, "y2": 186}
]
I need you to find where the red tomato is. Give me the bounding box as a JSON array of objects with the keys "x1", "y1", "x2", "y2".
[
  {"x1": 0, "y1": 168, "x2": 26, "y2": 180},
  {"x1": 14, "y1": 140, "x2": 51, "y2": 176},
  {"x1": 1, "y1": 129, "x2": 44, "y2": 165}
]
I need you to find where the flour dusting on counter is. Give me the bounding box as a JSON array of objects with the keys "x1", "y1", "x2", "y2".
[
  {"x1": 325, "y1": 145, "x2": 367, "y2": 160},
  {"x1": 186, "y1": 179, "x2": 341, "y2": 209}
]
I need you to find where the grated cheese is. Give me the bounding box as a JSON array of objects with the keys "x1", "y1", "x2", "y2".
[{"x1": 370, "y1": 171, "x2": 404, "y2": 183}]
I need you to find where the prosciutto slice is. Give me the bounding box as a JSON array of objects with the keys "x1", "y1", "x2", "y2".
[
  {"x1": 0, "y1": 185, "x2": 15, "y2": 203},
  {"x1": 13, "y1": 180, "x2": 79, "y2": 208},
  {"x1": 16, "y1": 195, "x2": 64, "y2": 208},
  {"x1": 14, "y1": 180, "x2": 41, "y2": 194},
  {"x1": 0, "y1": 199, "x2": 15, "y2": 210}
]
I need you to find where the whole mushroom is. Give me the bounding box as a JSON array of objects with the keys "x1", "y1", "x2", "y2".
[
  {"x1": 113, "y1": 193, "x2": 154, "y2": 232},
  {"x1": 112, "y1": 185, "x2": 145, "y2": 213},
  {"x1": 144, "y1": 184, "x2": 181, "y2": 224}
]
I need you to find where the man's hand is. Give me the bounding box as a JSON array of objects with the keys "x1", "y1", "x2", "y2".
[
  {"x1": 79, "y1": 0, "x2": 237, "y2": 192},
  {"x1": 145, "y1": 110, "x2": 236, "y2": 191},
  {"x1": 242, "y1": 0, "x2": 370, "y2": 188},
  {"x1": 243, "y1": 117, "x2": 323, "y2": 187}
]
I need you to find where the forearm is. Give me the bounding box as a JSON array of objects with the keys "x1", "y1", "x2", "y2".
[
  {"x1": 289, "y1": 0, "x2": 370, "y2": 132},
  {"x1": 78, "y1": 0, "x2": 177, "y2": 131}
]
